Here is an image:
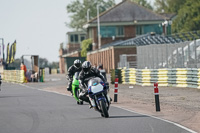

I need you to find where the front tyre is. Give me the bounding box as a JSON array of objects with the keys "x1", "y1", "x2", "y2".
[{"x1": 100, "y1": 100, "x2": 109, "y2": 118}]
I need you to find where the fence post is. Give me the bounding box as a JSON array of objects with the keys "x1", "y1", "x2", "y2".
[
  {"x1": 154, "y1": 82, "x2": 160, "y2": 112},
  {"x1": 114, "y1": 78, "x2": 118, "y2": 102}
]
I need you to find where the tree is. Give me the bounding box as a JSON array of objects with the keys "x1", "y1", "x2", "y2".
[
  {"x1": 39, "y1": 58, "x2": 49, "y2": 68},
  {"x1": 154, "y1": 0, "x2": 200, "y2": 33},
  {"x1": 66, "y1": 0, "x2": 115, "y2": 30},
  {"x1": 154, "y1": 0, "x2": 186, "y2": 13},
  {"x1": 130, "y1": 0, "x2": 153, "y2": 10},
  {"x1": 172, "y1": 0, "x2": 200, "y2": 33},
  {"x1": 81, "y1": 38, "x2": 92, "y2": 57},
  {"x1": 7, "y1": 58, "x2": 21, "y2": 70},
  {"x1": 49, "y1": 62, "x2": 59, "y2": 69}
]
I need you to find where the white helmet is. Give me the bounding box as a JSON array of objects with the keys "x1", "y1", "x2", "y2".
[{"x1": 74, "y1": 59, "x2": 81, "y2": 68}]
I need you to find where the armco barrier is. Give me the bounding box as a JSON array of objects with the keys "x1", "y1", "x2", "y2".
[
  {"x1": 197, "y1": 69, "x2": 200, "y2": 89},
  {"x1": 121, "y1": 68, "x2": 130, "y2": 84},
  {"x1": 141, "y1": 69, "x2": 151, "y2": 86},
  {"x1": 2, "y1": 70, "x2": 25, "y2": 83},
  {"x1": 158, "y1": 69, "x2": 168, "y2": 86},
  {"x1": 136, "y1": 69, "x2": 142, "y2": 85},
  {"x1": 111, "y1": 68, "x2": 200, "y2": 89},
  {"x1": 176, "y1": 68, "x2": 187, "y2": 87},
  {"x1": 129, "y1": 68, "x2": 136, "y2": 84}
]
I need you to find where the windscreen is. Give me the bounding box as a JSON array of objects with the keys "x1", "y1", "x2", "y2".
[{"x1": 88, "y1": 77, "x2": 102, "y2": 87}]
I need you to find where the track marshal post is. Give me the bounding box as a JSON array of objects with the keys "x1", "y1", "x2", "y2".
[
  {"x1": 154, "y1": 82, "x2": 160, "y2": 112},
  {"x1": 114, "y1": 78, "x2": 118, "y2": 102}
]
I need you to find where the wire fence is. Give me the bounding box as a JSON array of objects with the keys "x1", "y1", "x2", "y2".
[
  {"x1": 118, "y1": 39, "x2": 200, "y2": 69},
  {"x1": 137, "y1": 39, "x2": 200, "y2": 69}
]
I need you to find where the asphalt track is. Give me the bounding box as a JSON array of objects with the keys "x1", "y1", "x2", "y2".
[{"x1": 0, "y1": 78, "x2": 195, "y2": 133}]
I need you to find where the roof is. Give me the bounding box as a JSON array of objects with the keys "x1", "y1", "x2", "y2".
[
  {"x1": 89, "y1": 0, "x2": 166, "y2": 24},
  {"x1": 100, "y1": 30, "x2": 200, "y2": 49},
  {"x1": 159, "y1": 13, "x2": 176, "y2": 19},
  {"x1": 100, "y1": 40, "x2": 123, "y2": 49},
  {"x1": 100, "y1": 33, "x2": 186, "y2": 49},
  {"x1": 67, "y1": 31, "x2": 86, "y2": 35}
]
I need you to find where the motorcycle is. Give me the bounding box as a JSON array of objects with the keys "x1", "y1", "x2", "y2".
[
  {"x1": 88, "y1": 77, "x2": 110, "y2": 118},
  {"x1": 72, "y1": 72, "x2": 83, "y2": 105}
]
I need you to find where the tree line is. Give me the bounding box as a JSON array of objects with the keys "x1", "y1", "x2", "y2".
[{"x1": 66, "y1": 0, "x2": 200, "y2": 33}]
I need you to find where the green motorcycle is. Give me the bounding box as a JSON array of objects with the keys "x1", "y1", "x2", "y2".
[{"x1": 72, "y1": 72, "x2": 83, "y2": 105}]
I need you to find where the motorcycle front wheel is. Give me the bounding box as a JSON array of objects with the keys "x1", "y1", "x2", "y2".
[{"x1": 100, "y1": 100, "x2": 109, "y2": 118}]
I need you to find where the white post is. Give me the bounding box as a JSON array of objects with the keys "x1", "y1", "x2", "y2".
[{"x1": 97, "y1": 5, "x2": 101, "y2": 49}]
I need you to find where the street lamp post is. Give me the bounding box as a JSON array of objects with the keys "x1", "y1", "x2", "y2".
[
  {"x1": 97, "y1": 5, "x2": 101, "y2": 49},
  {"x1": 87, "y1": 9, "x2": 90, "y2": 22}
]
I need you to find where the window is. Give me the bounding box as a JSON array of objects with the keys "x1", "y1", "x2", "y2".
[
  {"x1": 100, "y1": 26, "x2": 124, "y2": 38},
  {"x1": 70, "y1": 35, "x2": 74, "y2": 42},
  {"x1": 116, "y1": 26, "x2": 124, "y2": 37},
  {"x1": 100, "y1": 26, "x2": 116, "y2": 38},
  {"x1": 70, "y1": 34, "x2": 79, "y2": 43},
  {"x1": 80, "y1": 36, "x2": 85, "y2": 42},
  {"x1": 136, "y1": 24, "x2": 163, "y2": 35},
  {"x1": 74, "y1": 35, "x2": 78, "y2": 43},
  {"x1": 136, "y1": 26, "x2": 143, "y2": 35}
]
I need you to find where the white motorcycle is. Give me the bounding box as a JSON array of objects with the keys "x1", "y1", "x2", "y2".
[{"x1": 88, "y1": 77, "x2": 110, "y2": 118}]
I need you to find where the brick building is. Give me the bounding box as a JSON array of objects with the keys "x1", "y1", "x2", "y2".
[
  {"x1": 83, "y1": 0, "x2": 175, "y2": 72},
  {"x1": 66, "y1": 31, "x2": 86, "y2": 53},
  {"x1": 60, "y1": 0, "x2": 175, "y2": 73},
  {"x1": 59, "y1": 32, "x2": 86, "y2": 73}
]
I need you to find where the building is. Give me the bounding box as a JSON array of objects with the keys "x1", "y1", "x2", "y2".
[
  {"x1": 60, "y1": 0, "x2": 176, "y2": 73},
  {"x1": 83, "y1": 0, "x2": 175, "y2": 50},
  {"x1": 66, "y1": 31, "x2": 86, "y2": 53},
  {"x1": 84, "y1": 0, "x2": 176, "y2": 72},
  {"x1": 59, "y1": 32, "x2": 86, "y2": 73}
]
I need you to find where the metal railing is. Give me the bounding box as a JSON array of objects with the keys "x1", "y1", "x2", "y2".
[{"x1": 137, "y1": 39, "x2": 200, "y2": 69}]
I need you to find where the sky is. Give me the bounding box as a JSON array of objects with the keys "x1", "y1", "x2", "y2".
[{"x1": 0, "y1": 0, "x2": 154, "y2": 63}]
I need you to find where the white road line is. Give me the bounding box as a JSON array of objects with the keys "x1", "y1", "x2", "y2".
[
  {"x1": 112, "y1": 105, "x2": 197, "y2": 133},
  {"x1": 19, "y1": 83, "x2": 197, "y2": 133}
]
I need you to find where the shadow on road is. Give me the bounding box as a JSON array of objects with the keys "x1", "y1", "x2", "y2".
[{"x1": 109, "y1": 115, "x2": 149, "y2": 119}]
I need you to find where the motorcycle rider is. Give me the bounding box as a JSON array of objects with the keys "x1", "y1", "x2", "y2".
[
  {"x1": 97, "y1": 63, "x2": 107, "y2": 81},
  {"x1": 66, "y1": 59, "x2": 82, "y2": 95},
  {"x1": 79, "y1": 61, "x2": 110, "y2": 108}
]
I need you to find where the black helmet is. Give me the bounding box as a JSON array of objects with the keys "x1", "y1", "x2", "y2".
[
  {"x1": 82, "y1": 61, "x2": 91, "y2": 73},
  {"x1": 74, "y1": 59, "x2": 81, "y2": 68}
]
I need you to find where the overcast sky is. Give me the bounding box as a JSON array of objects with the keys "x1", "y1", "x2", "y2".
[{"x1": 0, "y1": 0, "x2": 153, "y2": 63}]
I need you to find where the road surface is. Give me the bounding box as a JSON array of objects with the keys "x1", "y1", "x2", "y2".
[{"x1": 0, "y1": 76, "x2": 195, "y2": 133}]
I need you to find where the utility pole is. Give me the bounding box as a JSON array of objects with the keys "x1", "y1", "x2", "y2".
[{"x1": 97, "y1": 5, "x2": 101, "y2": 49}]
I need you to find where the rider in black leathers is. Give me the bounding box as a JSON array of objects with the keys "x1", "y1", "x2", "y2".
[
  {"x1": 79, "y1": 61, "x2": 108, "y2": 105},
  {"x1": 66, "y1": 59, "x2": 82, "y2": 94}
]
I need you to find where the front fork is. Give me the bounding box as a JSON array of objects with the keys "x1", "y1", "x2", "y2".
[{"x1": 89, "y1": 92, "x2": 110, "y2": 111}]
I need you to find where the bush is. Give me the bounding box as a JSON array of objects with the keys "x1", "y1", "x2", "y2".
[{"x1": 81, "y1": 38, "x2": 92, "y2": 57}]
